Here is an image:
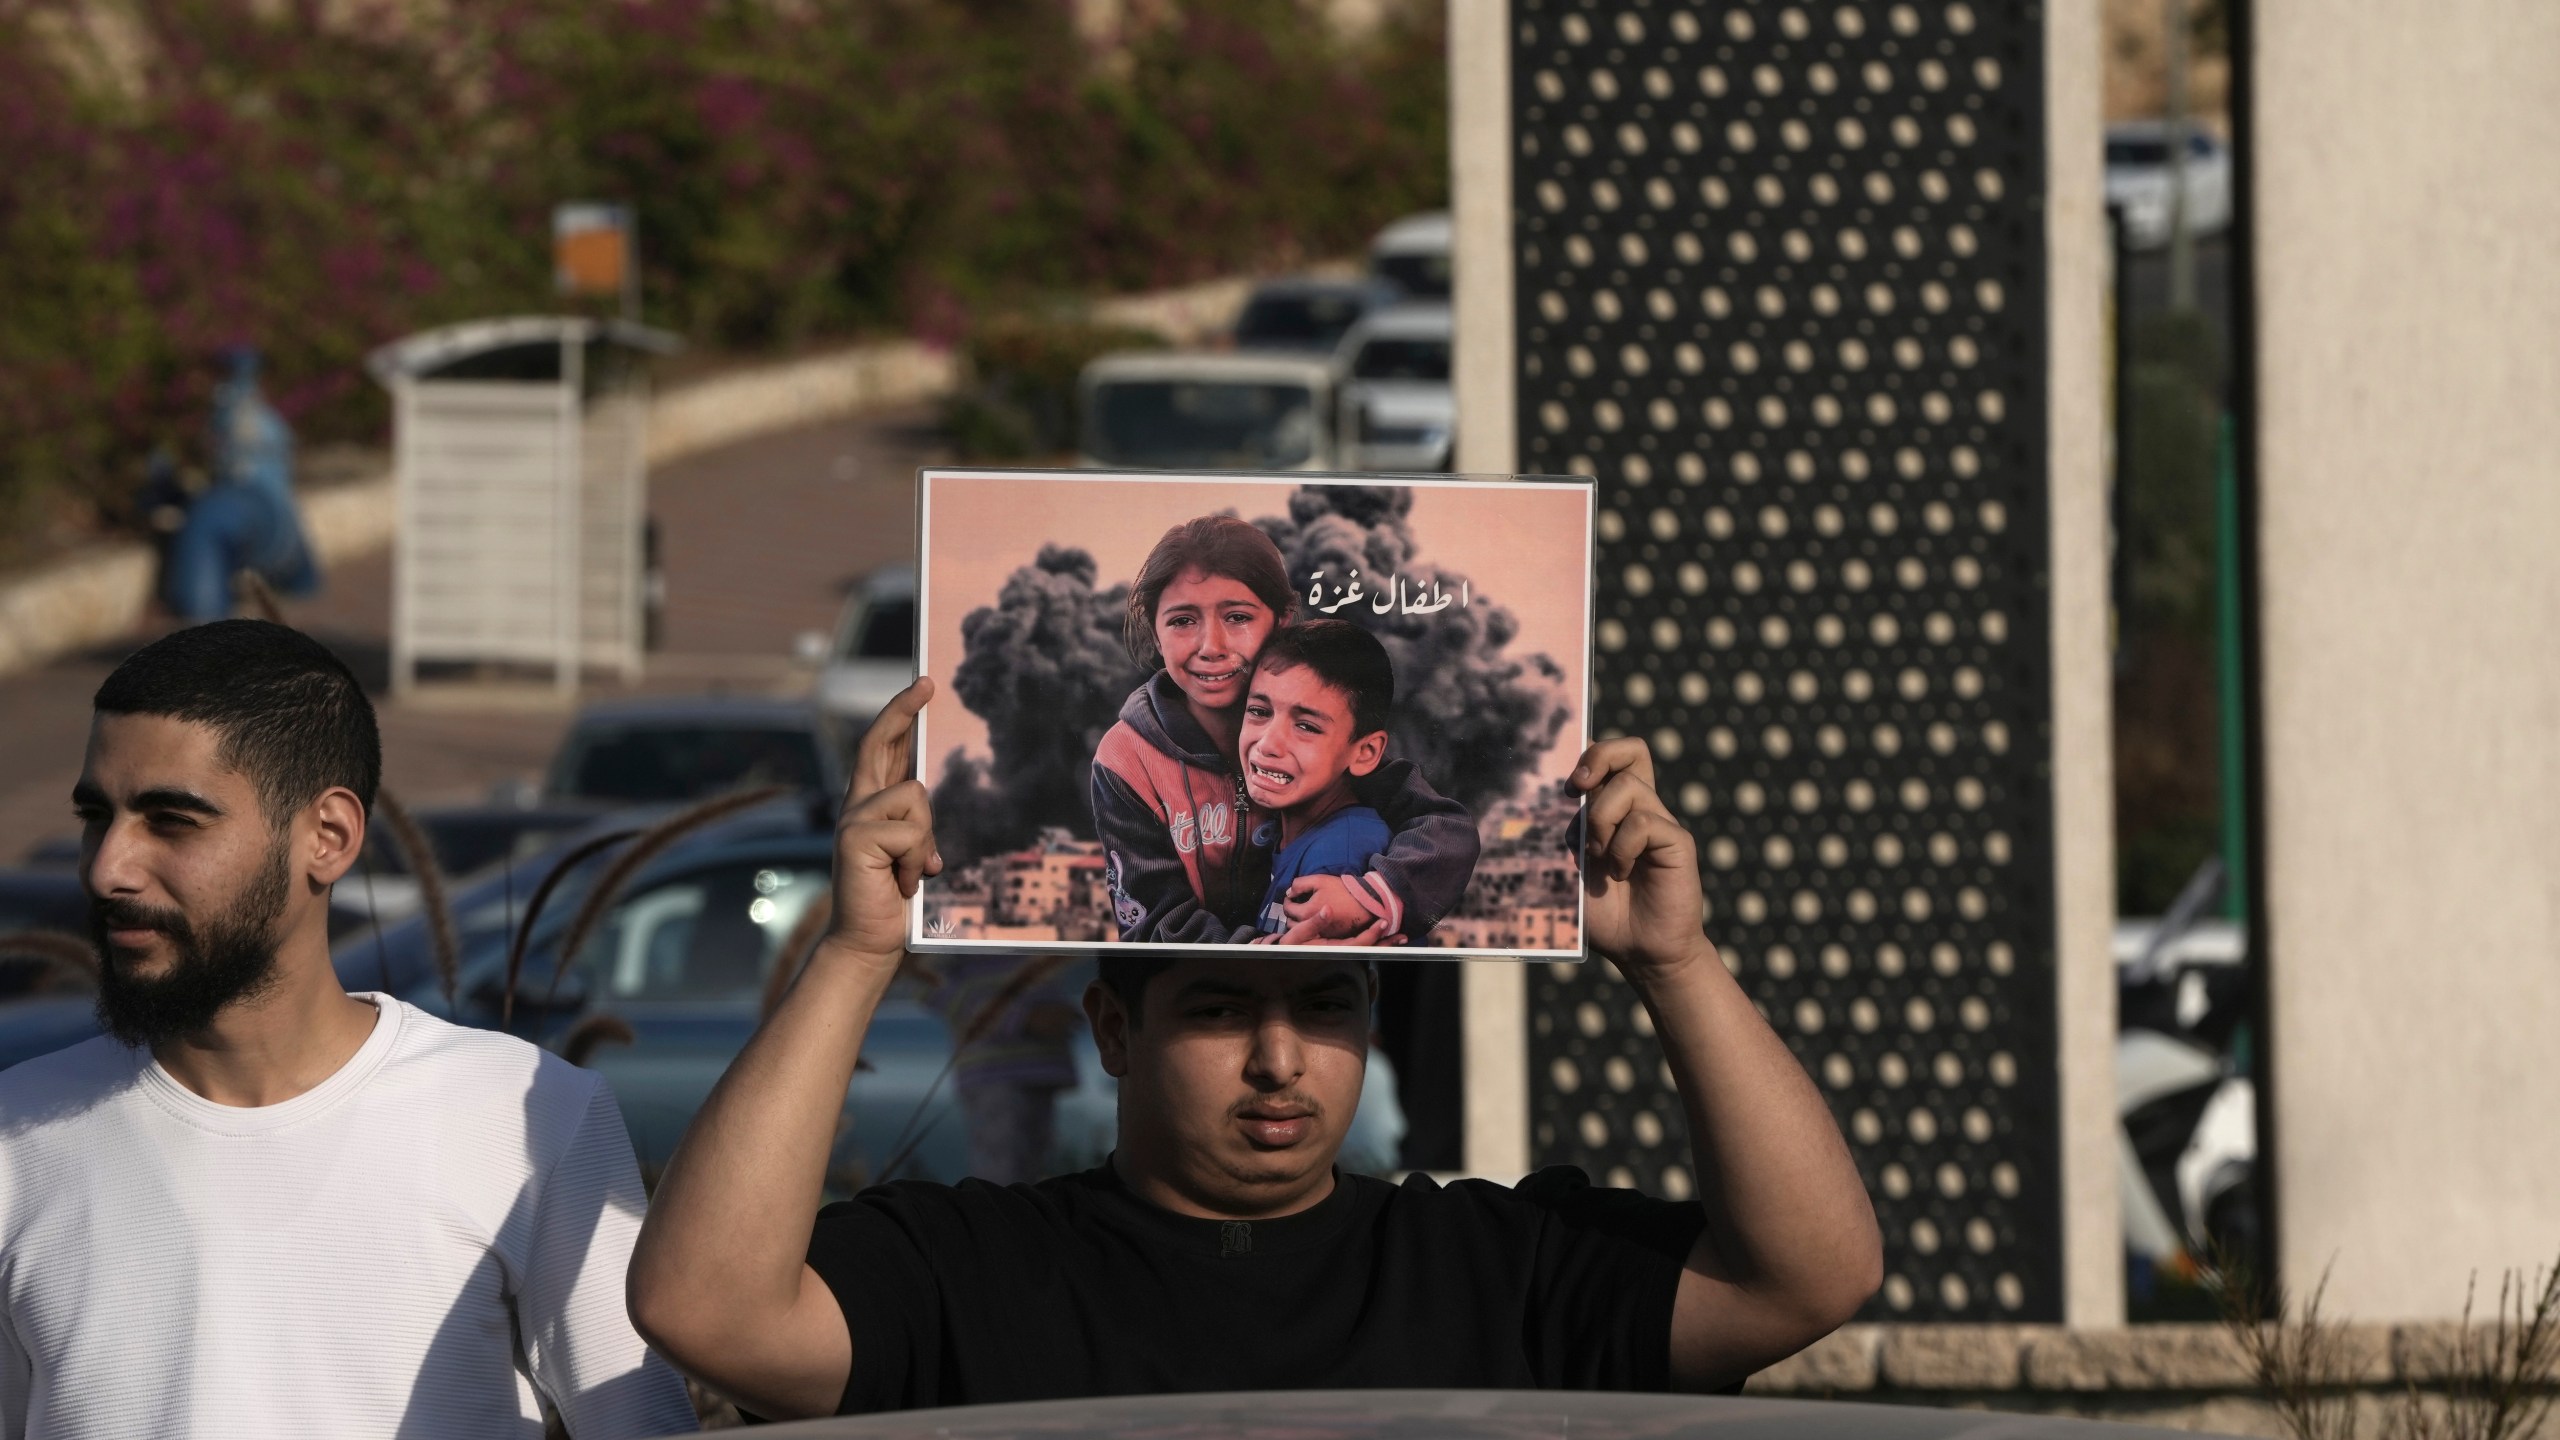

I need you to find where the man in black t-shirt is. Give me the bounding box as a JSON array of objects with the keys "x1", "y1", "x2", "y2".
[{"x1": 630, "y1": 680, "x2": 1882, "y2": 1419}]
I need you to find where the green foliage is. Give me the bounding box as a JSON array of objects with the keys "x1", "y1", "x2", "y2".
[
  {"x1": 0, "y1": 0, "x2": 1449, "y2": 558},
  {"x1": 2113, "y1": 305, "x2": 2228, "y2": 914},
  {"x1": 2124, "y1": 307, "x2": 2225, "y2": 639}
]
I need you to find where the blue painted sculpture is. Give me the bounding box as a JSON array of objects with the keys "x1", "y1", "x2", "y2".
[{"x1": 164, "y1": 347, "x2": 320, "y2": 620}]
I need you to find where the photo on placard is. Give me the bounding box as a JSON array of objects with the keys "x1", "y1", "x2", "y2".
[{"x1": 908, "y1": 467, "x2": 1594, "y2": 961}]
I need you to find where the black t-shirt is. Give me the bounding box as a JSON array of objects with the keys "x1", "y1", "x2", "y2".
[{"x1": 802, "y1": 1163, "x2": 1705, "y2": 1415}]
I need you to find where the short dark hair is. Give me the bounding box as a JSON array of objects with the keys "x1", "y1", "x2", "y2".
[
  {"x1": 1251, "y1": 620, "x2": 1394, "y2": 738},
  {"x1": 1096, "y1": 954, "x2": 1379, "y2": 1027},
  {"x1": 94, "y1": 620, "x2": 381, "y2": 821},
  {"x1": 1122, "y1": 515, "x2": 1295, "y2": 670},
  {"x1": 1096, "y1": 954, "x2": 1176, "y2": 1021}
]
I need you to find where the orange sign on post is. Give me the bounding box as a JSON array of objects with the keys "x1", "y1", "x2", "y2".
[{"x1": 554, "y1": 203, "x2": 636, "y2": 315}]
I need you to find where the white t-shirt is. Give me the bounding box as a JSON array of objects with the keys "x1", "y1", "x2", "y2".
[{"x1": 0, "y1": 996, "x2": 698, "y2": 1439}]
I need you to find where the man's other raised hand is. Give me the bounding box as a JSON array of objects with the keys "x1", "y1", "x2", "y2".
[{"x1": 1568, "y1": 737, "x2": 1714, "y2": 980}]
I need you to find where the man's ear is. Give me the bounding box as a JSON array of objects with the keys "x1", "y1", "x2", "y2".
[
  {"x1": 1346, "y1": 729, "x2": 1388, "y2": 778},
  {"x1": 305, "y1": 787, "x2": 367, "y2": 889},
  {"x1": 1084, "y1": 979, "x2": 1132, "y2": 1079}
]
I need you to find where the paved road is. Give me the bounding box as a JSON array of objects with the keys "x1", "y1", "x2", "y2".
[{"x1": 0, "y1": 405, "x2": 939, "y2": 862}]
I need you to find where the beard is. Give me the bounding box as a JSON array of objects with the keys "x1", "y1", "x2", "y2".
[{"x1": 90, "y1": 836, "x2": 294, "y2": 1048}]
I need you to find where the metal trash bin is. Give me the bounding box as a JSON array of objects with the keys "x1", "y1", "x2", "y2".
[{"x1": 367, "y1": 317, "x2": 679, "y2": 694}]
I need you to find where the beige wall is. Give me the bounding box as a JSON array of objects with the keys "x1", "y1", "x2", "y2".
[
  {"x1": 1448, "y1": 0, "x2": 1529, "y2": 1179},
  {"x1": 2253, "y1": 0, "x2": 2560, "y2": 1318},
  {"x1": 2047, "y1": 0, "x2": 2124, "y2": 1333}
]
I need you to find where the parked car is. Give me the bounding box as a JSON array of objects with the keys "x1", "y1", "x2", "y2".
[
  {"x1": 334, "y1": 807, "x2": 677, "y2": 999},
  {"x1": 387, "y1": 797, "x2": 1407, "y2": 1186},
  {"x1": 1230, "y1": 276, "x2": 1397, "y2": 356},
  {"x1": 1334, "y1": 302, "x2": 1454, "y2": 472},
  {"x1": 1369, "y1": 210, "x2": 1453, "y2": 299},
  {"x1": 344, "y1": 798, "x2": 616, "y2": 925},
  {"x1": 0, "y1": 870, "x2": 92, "y2": 999},
  {"x1": 2105, "y1": 120, "x2": 2233, "y2": 250},
  {"x1": 1079, "y1": 351, "x2": 1340, "y2": 471},
  {"x1": 0, "y1": 812, "x2": 655, "y2": 1062},
  {"x1": 804, "y1": 564, "x2": 916, "y2": 733},
  {"x1": 3, "y1": 849, "x2": 441, "y2": 961},
  {"x1": 0, "y1": 869, "x2": 89, "y2": 936},
  {"x1": 15, "y1": 836, "x2": 80, "y2": 868},
  {"x1": 543, "y1": 695, "x2": 846, "y2": 805}
]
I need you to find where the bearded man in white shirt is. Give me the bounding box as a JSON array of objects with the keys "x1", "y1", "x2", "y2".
[{"x1": 0, "y1": 619, "x2": 696, "y2": 1439}]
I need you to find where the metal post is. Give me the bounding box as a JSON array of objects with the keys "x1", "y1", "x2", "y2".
[
  {"x1": 2163, "y1": 0, "x2": 2197, "y2": 310},
  {"x1": 390, "y1": 376, "x2": 417, "y2": 696},
  {"x1": 556, "y1": 334, "x2": 584, "y2": 696},
  {"x1": 2214, "y1": 415, "x2": 2247, "y2": 921}
]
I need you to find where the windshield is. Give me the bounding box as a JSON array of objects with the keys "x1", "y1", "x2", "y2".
[
  {"x1": 549, "y1": 723, "x2": 826, "y2": 802},
  {"x1": 1350, "y1": 337, "x2": 1451, "y2": 382},
  {"x1": 1372, "y1": 251, "x2": 1451, "y2": 299},
  {"x1": 359, "y1": 812, "x2": 593, "y2": 881},
  {"x1": 580, "y1": 861, "x2": 830, "y2": 1003},
  {"x1": 840, "y1": 596, "x2": 915, "y2": 661},
  {"x1": 1235, "y1": 293, "x2": 1366, "y2": 349},
  {"x1": 2106, "y1": 137, "x2": 2170, "y2": 166},
  {"x1": 1085, "y1": 379, "x2": 1320, "y2": 469}
]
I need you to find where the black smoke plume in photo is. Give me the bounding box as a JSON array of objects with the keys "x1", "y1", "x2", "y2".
[
  {"x1": 931, "y1": 487, "x2": 1572, "y2": 867},
  {"x1": 932, "y1": 544, "x2": 1144, "y2": 868}
]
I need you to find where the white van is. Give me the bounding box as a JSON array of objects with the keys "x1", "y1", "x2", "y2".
[
  {"x1": 1077, "y1": 350, "x2": 1339, "y2": 471},
  {"x1": 1367, "y1": 211, "x2": 1451, "y2": 300},
  {"x1": 1333, "y1": 302, "x2": 1453, "y2": 472}
]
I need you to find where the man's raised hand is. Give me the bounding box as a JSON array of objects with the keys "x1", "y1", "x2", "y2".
[
  {"x1": 825, "y1": 679, "x2": 942, "y2": 964},
  {"x1": 1569, "y1": 738, "x2": 1714, "y2": 979},
  {"x1": 850, "y1": 677, "x2": 933, "y2": 805}
]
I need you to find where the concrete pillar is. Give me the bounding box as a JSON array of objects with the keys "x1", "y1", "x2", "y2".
[
  {"x1": 2251, "y1": 0, "x2": 2560, "y2": 1319},
  {"x1": 2047, "y1": 0, "x2": 2124, "y2": 1333},
  {"x1": 1450, "y1": 0, "x2": 1530, "y2": 1180}
]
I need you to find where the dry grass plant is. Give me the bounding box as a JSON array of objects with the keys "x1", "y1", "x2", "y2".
[
  {"x1": 2386, "y1": 1261, "x2": 2560, "y2": 1440},
  {"x1": 369, "y1": 787, "x2": 458, "y2": 1009},
  {"x1": 872, "y1": 954, "x2": 1069, "y2": 1182},
  {"x1": 2216, "y1": 1248, "x2": 2560, "y2": 1440},
  {"x1": 757, "y1": 895, "x2": 942, "y2": 1026},
  {"x1": 554, "y1": 1012, "x2": 636, "y2": 1068},
  {"x1": 2217, "y1": 1255, "x2": 2370, "y2": 1440},
  {"x1": 498, "y1": 826, "x2": 644, "y2": 1027},
  {"x1": 536, "y1": 785, "x2": 787, "y2": 1012}
]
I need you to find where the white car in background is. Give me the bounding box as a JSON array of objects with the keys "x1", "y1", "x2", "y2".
[
  {"x1": 2104, "y1": 121, "x2": 2233, "y2": 250},
  {"x1": 1077, "y1": 350, "x2": 1339, "y2": 471},
  {"x1": 1367, "y1": 210, "x2": 1451, "y2": 299},
  {"x1": 1334, "y1": 303, "x2": 1453, "y2": 473},
  {"x1": 805, "y1": 564, "x2": 916, "y2": 734}
]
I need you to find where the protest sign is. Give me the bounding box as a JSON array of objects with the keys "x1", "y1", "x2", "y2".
[{"x1": 910, "y1": 468, "x2": 1594, "y2": 960}]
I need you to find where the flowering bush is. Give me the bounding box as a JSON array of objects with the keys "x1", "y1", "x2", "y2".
[{"x1": 0, "y1": 0, "x2": 1446, "y2": 559}]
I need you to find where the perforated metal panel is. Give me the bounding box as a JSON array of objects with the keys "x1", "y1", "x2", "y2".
[{"x1": 1511, "y1": 0, "x2": 2059, "y2": 1321}]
